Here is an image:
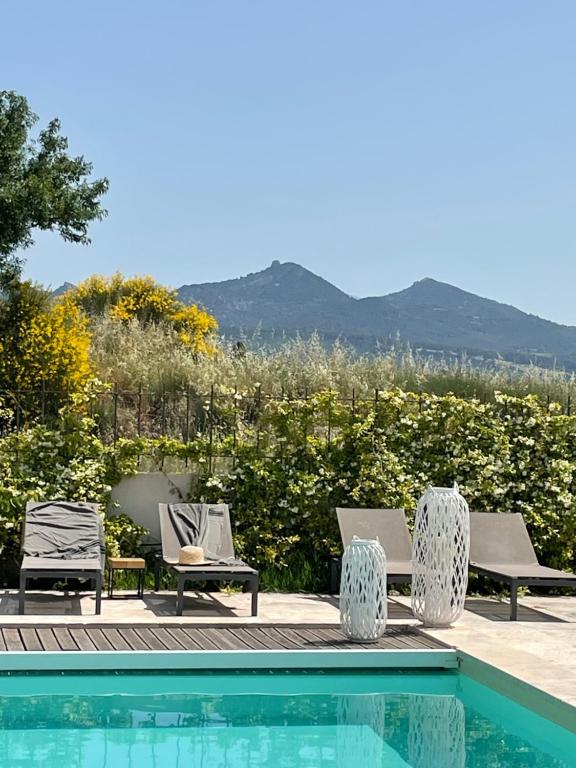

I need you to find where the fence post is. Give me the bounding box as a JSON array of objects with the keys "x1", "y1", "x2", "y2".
[
  {"x1": 255, "y1": 384, "x2": 262, "y2": 451},
  {"x1": 112, "y1": 383, "x2": 119, "y2": 444},
  {"x1": 41, "y1": 379, "x2": 46, "y2": 420},
  {"x1": 232, "y1": 385, "x2": 238, "y2": 468},
  {"x1": 137, "y1": 383, "x2": 142, "y2": 437},
  {"x1": 208, "y1": 384, "x2": 215, "y2": 475},
  {"x1": 161, "y1": 387, "x2": 167, "y2": 437}
]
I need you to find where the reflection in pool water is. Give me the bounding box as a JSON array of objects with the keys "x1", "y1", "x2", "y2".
[{"x1": 0, "y1": 672, "x2": 572, "y2": 768}]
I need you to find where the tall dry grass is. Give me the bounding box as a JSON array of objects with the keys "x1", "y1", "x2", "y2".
[{"x1": 89, "y1": 319, "x2": 576, "y2": 406}]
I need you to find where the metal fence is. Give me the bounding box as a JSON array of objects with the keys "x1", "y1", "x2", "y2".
[{"x1": 1, "y1": 385, "x2": 573, "y2": 447}]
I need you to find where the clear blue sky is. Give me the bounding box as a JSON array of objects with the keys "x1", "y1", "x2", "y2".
[{"x1": 3, "y1": 1, "x2": 576, "y2": 323}]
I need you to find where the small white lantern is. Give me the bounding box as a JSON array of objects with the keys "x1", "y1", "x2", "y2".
[
  {"x1": 340, "y1": 537, "x2": 387, "y2": 642},
  {"x1": 411, "y1": 484, "x2": 470, "y2": 627}
]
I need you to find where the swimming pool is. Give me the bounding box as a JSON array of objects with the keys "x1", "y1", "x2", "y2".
[{"x1": 0, "y1": 666, "x2": 573, "y2": 767}]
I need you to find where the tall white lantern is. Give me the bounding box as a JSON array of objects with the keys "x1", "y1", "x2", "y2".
[
  {"x1": 340, "y1": 537, "x2": 387, "y2": 642},
  {"x1": 411, "y1": 484, "x2": 470, "y2": 627}
]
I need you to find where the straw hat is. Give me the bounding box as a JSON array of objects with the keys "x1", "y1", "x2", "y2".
[{"x1": 178, "y1": 545, "x2": 210, "y2": 566}]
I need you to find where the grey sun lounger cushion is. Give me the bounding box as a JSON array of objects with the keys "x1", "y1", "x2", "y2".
[
  {"x1": 334, "y1": 508, "x2": 413, "y2": 592},
  {"x1": 22, "y1": 501, "x2": 105, "y2": 563},
  {"x1": 166, "y1": 503, "x2": 239, "y2": 564},
  {"x1": 19, "y1": 501, "x2": 104, "y2": 615},
  {"x1": 336, "y1": 508, "x2": 413, "y2": 566},
  {"x1": 469, "y1": 512, "x2": 576, "y2": 578}
]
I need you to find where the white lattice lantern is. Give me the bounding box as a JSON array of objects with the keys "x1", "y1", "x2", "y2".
[
  {"x1": 340, "y1": 537, "x2": 387, "y2": 642},
  {"x1": 411, "y1": 484, "x2": 470, "y2": 627}
]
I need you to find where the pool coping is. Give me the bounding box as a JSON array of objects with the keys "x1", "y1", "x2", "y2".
[
  {"x1": 458, "y1": 651, "x2": 576, "y2": 735},
  {"x1": 0, "y1": 647, "x2": 457, "y2": 672}
]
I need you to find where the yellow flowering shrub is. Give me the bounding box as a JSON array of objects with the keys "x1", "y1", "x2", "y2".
[
  {"x1": 15, "y1": 301, "x2": 92, "y2": 393},
  {"x1": 0, "y1": 282, "x2": 94, "y2": 415},
  {"x1": 64, "y1": 274, "x2": 217, "y2": 354}
]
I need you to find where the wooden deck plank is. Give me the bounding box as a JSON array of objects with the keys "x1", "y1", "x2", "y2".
[
  {"x1": 100, "y1": 628, "x2": 132, "y2": 651},
  {"x1": 182, "y1": 628, "x2": 220, "y2": 650},
  {"x1": 149, "y1": 627, "x2": 186, "y2": 651},
  {"x1": 68, "y1": 628, "x2": 98, "y2": 651},
  {"x1": 36, "y1": 628, "x2": 60, "y2": 651},
  {"x1": 3, "y1": 629, "x2": 24, "y2": 651},
  {"x1": 52, "y1": 628, "x2": 78, "y2": 651},
  {"x1": 166, "y1": 627, "x2": 202, "y2": 650},
  {"x1": 0, "y1": 623, "x2": 447, "y2": 652},
  {"x1": 87, "y1": 628, "x2": 115, "y2": 651},
  {"x1": 133, "y1": 628, "x2": 167, "y2": 651},
  {"x1": 19, "y1": 628, "x2": 42, "y2": 651},
  {"x1": 245, "y1": 627, "x2": 287, "y2": 650},
  {"x1": 232, "y1": 627, "x2": 271, "y2": 650},
  {"x1": 118, "y1": 628, "x2": 150, "y2": 650},
  {"x1": 261, "y1": 627, "x2": 304, "y2": 650}
]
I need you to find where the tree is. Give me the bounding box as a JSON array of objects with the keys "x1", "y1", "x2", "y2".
[{"x1": 0, "y1": 91, "x2": 108, "y2": 285}]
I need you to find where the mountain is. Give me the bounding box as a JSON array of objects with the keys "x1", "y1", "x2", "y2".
[
  {"x1": 51, "y1": 281, "x2": 75, "y2": 297},
  {"x1": 178, "y1": 262, "x2": 576, "y2": 368}
]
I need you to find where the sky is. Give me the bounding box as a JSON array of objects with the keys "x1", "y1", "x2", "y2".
[{"x1": 3, "y1": 1, "x2": 576, "y2": 323}]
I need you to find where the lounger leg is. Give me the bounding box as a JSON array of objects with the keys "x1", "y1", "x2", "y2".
[
  {"x1": 510, "y1": 581, "x2": 518, "y2": 621},
  {"x1": 329, "y1": 558, "x2": 338, "y2": 595},
  {"x1": 250, "y1": 575, "x2": 259, "y2": 616},
  {"x1": 18, "y1": 571, "x2": 27, "y2": 615},
  {"x1": 95, "y1": 573, "x2": 102, "y2": 615},
  {"x1": 154, "y1": 557, "x2": 161, "y2": 592},
  {"x1": 176, "y1": 574, "x2": 186, "y2": 616}
]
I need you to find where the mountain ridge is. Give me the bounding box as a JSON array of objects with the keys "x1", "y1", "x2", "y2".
[
  {"x1": 177, "y1": 262, "x2": 576, "y2": 368},
  {"x1": 52, "y1": 262, "x2": 576, "y2": 369}
]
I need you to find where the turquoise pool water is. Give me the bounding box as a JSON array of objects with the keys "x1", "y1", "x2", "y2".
[{"x1": 0, "y1": 670, "x2": 573, "y2": 767}]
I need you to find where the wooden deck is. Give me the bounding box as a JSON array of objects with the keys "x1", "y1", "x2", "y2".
[{"x1": 0, "y1": 624, "x2": 448, "y2": 653}]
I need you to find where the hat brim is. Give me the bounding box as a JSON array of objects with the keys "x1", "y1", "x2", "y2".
[{"x1": 178, "y1": 559, "x2": 213, "y2": 567}]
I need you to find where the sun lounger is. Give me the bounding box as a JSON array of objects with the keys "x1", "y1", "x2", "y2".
[
  {"x1": 19, "y1": 501, "x2": 104, "y2": 615},
  {"x1": 333, "y1": 508, "x2": 413, "y2": 592},
  {"x1": 157, "y1": 503, "x2": 259, "y2": 616},
  {"x1": 469, "y1": 511, "x2": 576, "y2": 620}
]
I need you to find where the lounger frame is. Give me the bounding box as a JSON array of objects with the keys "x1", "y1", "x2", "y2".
[{"x1": 157, "y1": 503, "x2": 259, "y2": 617}]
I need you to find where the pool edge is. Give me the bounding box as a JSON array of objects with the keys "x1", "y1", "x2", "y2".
[
  {"x1": 458, "y1": 651, "x2": 576, "y2": 735},
  {"x1": 0, "y1": 647, "x2": 458, "y2": 672}
]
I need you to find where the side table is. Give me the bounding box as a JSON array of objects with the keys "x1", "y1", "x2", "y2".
[{"x1": 107, "y1": 557, "x2": 146, "y2": 599}]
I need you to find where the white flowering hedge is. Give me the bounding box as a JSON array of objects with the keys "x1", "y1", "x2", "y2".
[
  {"x1": 192, "y1": 390, "x2": 576, "y2": 586},
  {"x1": 1, "y1": 389, "x2": 575, "y2": 590}
]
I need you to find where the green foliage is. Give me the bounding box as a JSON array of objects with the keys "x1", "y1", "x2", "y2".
[
  {"x1": 0, "y1": 90, "x2": 108, "y2": 284},
  {"x1": 103, "y1": 513, "x2": 148, "y2": 558},
  {"x1": 0, "y1": 400, "x2": 145, "y2": 569},
  {"x1": 1, "y1": 385, "x2": 575, "y2": 591}
]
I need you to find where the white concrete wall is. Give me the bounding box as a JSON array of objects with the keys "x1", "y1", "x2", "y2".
[{"x1": 110, "y1": 472, "x2": 194, "y2": 543}]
